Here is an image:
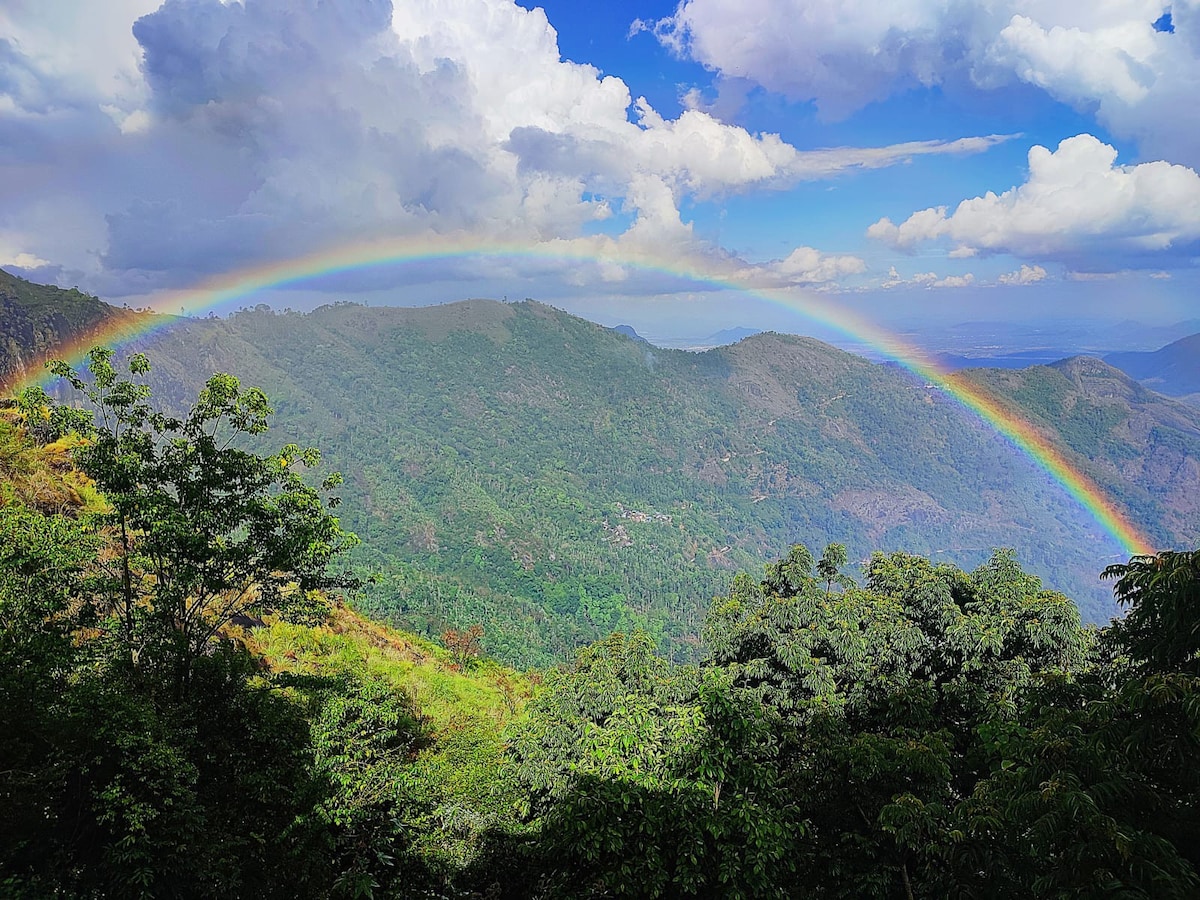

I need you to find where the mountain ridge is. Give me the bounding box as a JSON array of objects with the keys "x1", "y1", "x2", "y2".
[
  {"x1": 5, "y1": 278, "x2": 1199, "y2": 661},
  {"x1": 0, "y1": 268, "x2": 159, "y2": 391},
  {"x1": 124, "y1": 299, "x2": 1192, "y2": 655},
  {"x1": 1105, "y1": 332, "x2": 1200, "y2": 403}
]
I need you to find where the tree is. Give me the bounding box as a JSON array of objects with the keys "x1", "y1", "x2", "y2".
[
  {"x1": 1103, "y1": 549, "x2": 1200, "y2": 674},
  {"x1": 0, "y1": 503, "x2": 98, "y2": 885},
  {"x1": 953, "y1": 549, "x2": 1200, "y2": 898},
  {"x1": 39, "y1": 347, "x2": 358, "y2": 696},
  {"x1": 816, "y1": 542, "x2": 850, "y2": 596},
  {"x1": 703, "y1": 545, "x2": 1091, "y2": 899},
  {"x1": 507, "y1": 632, "x2": 792, "y2": 898},
  {"x1": 442, "y1": 623, "x2": 485, "y2": 670}
]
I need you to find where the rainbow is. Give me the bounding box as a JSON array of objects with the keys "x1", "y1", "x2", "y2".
[{"x1": 3, "y1": 235, "x2": 1155, "y2": 556}]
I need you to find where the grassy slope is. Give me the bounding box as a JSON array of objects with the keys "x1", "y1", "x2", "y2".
[
  {"x1": 0, "y1": 415, "x2": 105, "y2": 515},
  {"x1": 0, "y1": 420, "x2": 531, "y2": 880},
  {"x1": 246, "y1": 603, "x2": 532, "y2": 872}
]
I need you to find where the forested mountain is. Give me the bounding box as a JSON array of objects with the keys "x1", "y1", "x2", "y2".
[
  {"x1": 955, "y1": 357, "x2": 1200, "y2": 549},
  {"x1": 1106, "y1": 332, "x2": 1200, "y2": 404},
  {"x1": 110, "y1": 300, "x2": 1198, "y2": 661},
  {"x1": 0, "y1": 269, "x2": 149, "y2": 387},
  {"x1": 3, "y1": 321, "x2": 1199, "y2": 898},
  {"x1": 4, "y1": 383, "x2": 1199, "y2": 897},
  {"x1": 6, "y1": 271, "x2": 1199, "y2": 663}
]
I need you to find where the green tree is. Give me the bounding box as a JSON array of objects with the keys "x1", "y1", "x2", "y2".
[
  {"x1": 1103, "y1": 549, "x2": 1200, "y2": 674},
  {"x1": 955, "y1": 549, "x2": 1200, "y2": 898},
  {"x1": 1, "y1": 352, "x2": 439, "y2": 898},
  {"x1": 704, "y1": 545, "x2": 1090, "y2": 898},
  {"x1": 42, "y1": 347, "x2": 358, "y2": 696},
  {"x1": 816, "y1": 542, "x2": 850, "y2": 596},
  {"x1": 0, "y1": 504, "x2": 98, "y2": 888},
  {"x1": 302, "y1": 671, "x2": 432, "y2": 898},
  {"x1": 507, "y1": 632, "x2": 792, "y2": 898}
]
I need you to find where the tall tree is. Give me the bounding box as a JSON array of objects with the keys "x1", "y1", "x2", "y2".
[
  {"x1": 34, "y1": 348, "x2": 358, "y2": 695},
  {"x1": 955, "y1": 549, "x2": 1200, "y2": 898}
]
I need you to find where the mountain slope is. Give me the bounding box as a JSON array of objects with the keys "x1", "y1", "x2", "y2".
[
  {"x1": 118, "y1": 300, "x2": 1181, "y2": 656},
  {"x1": 0, "y1": 268, "x2": 151, "y2": 389},
  {"x1": 1106, "y1": 332, "x2": 1200, "y2": 403},
  {"x1": 954, "y1": 356, "x2": 1200, "y2": 550},
  {"x1": 9, "y1": 285, "x2": 1195, "y2": 661}
]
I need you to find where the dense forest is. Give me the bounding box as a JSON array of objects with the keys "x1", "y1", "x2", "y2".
[
  {"x1": 2, "y1": 349, "x2": 1198, "y2": 898},
  {"x1": 123, "y1": 300, "x2": 1200, "y2": 660},
  {"x1": 7, "y1": 271, "x2": 1200, "y2": 666}
]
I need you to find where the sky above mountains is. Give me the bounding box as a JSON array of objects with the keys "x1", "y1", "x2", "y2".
[{"x1": 2, "y1": 0, "x2": 1199, "y2": 339}]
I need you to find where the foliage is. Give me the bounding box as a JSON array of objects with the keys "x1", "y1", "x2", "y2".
[
  {"x1": 1103, "y1": 549, "x2": 1200, "y2": 674},
  {"x1": 442, "y1": 623, "x2": 485, "y2": 670},
  {"x1": 507, "y1": 632, "x2": 791, "y2": 898},
  {"x1": 118, "y1": 300, "x2": 1183, "y2": 663},
  {"x1": 44, "y1": 347, "x2": 358, "y2": 696},
  {"x1": 0, "y1": 355, "x2": 425, "y2": 897},
  {"x1": 248, "y1": 604, "x2": 534, "y2": 893},
  {"x1": 3, "y1": 341, "x2": 1200, "y2": 898},
  {"x1": 948, "y1": 548, "x2": 1200, "y2": 898}
]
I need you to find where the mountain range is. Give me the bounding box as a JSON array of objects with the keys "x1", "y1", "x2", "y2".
[
  {"x1": 4, "y1": 269, "x2": 1200, "y2": 664},
  {"x1": 1105, "y1": 333, "x2": 1200, "y2": 404}
]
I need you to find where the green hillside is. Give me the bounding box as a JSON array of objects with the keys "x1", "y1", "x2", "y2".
[
  {"x1": 0, "y1": 269, "x2": 151, "y2": 388},
  {"x1": 955, "y1": 356, "x2": 1200, "y2": 552},
  {"x1": 8, "y1": 280, "x2": 1199, "y2": 661},
  {"x1": 3, "y1": 344, "x2": 1198, "y2": 899},
  {"x1": 115, "y1": 300, "x2": 1185, "y2": 659},
  {"x1": 0, "y1": 407, "x2": 532, "y2": 897}
]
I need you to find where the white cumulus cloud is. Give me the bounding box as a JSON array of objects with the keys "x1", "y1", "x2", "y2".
[
  {"x1": 998, "y1": 264, "x2": 1049, "y2": 284},
  {"x1": 738, "y1": 245, "x2": 867, "y2": 287},
  {"x1": 0, "y1": 0, "x2": 1006, "y2": 296},
  {"x1": 877, "y1": 266, "x2": 974, "y2": 289},
  {"x1": 651, "y1": 0, "x2": 1200, "y2": 165},
  {"x1": 867, "y1": 134, "x2": 1200, "y2": 269}
]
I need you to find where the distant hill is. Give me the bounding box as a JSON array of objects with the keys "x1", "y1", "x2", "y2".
[
  {"x1": 934, "y1": 349, "x2": 1076, "y2": 371},
  {"x1": 7, "y1": 282, "x2": 1198, "y2": 662},
  {"x1": 1105, "y1": 333, "x2": 1200, "y2": 404},
  {"x1": 610, "y1": 324, "x2": 649, "y2": 344},
  {"x1": 954, "y1": 356, "x2": 1200, "y2": 550},
  {"x1": 0, "y1": 268, "x2": 150, "y2": 389}
]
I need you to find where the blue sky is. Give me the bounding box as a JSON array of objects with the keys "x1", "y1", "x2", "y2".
[{"x1": 1, "y1": 0, "x2": 1199, "y2": 343}]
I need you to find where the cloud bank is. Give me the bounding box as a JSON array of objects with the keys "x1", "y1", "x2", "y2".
[
  {"x1": 868, "y1": 135, "x2": 1200, "y2": 269},
  {"x1": 652, "y1": 0, "x2": 1200, "y2": 165},
  {"x1": 0, "y1": 0, "x2": 1015, "y2": 296}
]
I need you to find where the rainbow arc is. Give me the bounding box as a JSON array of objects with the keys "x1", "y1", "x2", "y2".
[{"x1": 2, "y1": 237, "x2": 1155, "y2": 557}]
